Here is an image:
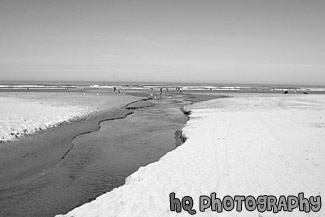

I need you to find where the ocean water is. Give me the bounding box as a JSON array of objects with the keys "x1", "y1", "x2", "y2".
[{"x1": 1, "y1": 81, "x2": 325, "y2": 93}]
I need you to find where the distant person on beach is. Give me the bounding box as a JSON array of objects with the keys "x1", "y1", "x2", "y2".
[
  {"x1": 113, "y1": 87, "x2": 116, "y2": 92},
  {"x1": 160, "y1": 88, "x2": 163, "y2": 95}
]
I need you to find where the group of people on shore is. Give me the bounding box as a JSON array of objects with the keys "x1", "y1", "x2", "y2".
[
  {"x1": 159, "y1": 87, "x2": 182, "y2": 95},
  {"x1": 111, "y1": 86, "x2": 183, "y2": 96}
]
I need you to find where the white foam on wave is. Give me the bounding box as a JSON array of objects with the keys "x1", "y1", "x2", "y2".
[{"x1": 0, "y1": 84, "x2": 76, "y2": 89}]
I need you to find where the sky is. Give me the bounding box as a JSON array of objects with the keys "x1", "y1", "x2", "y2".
[{"x1": 0, "y1": 0, "x2": 324, "y2": 85}]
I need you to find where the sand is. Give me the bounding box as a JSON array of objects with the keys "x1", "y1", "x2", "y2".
[
  {"x1": 0, "y1": 92, "x2": 140, "y2": 141},
  {"x1": 57, "y1": 94, "x2": 325, "y2": 217},
  {"x1": 0, "y1": 90, "x2": 223, "y2": 217}
]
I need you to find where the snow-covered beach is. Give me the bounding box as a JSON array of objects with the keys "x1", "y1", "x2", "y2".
[{"x1": 58, "y1": 94, "x2": 325, "y2": 217}]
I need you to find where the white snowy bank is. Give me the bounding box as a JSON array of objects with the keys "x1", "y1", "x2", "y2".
[{"x1": 57, "y1": 94, "x2": 325, "y2": 217}]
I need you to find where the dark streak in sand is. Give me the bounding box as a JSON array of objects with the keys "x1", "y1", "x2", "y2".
[
  {"x1": 61, "y1": 98, "x2": 154, "y2": 163},
  {"x1": 174, "y1": 130, "x2": 187, "y2": 147},
  {"x1": 60, "y1": 111, "x2": 135, "y2": 162},
  {"x1": 59, "y1": 99, "x2": 155, "y2": 163}
]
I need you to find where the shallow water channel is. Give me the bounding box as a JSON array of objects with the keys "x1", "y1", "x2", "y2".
[{"x1": 0, "y1": 98, "x2": 188, "y2": 217}]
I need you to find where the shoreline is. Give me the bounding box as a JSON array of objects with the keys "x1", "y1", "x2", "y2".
[
  {"x1": 57, "y1": 93, "x2": 325, "y2": 217},
  {"x1": 0, "y1": 108, "x2": 130, "y2": 189},
  {"x1": 175, "y1": 94, "x2": 229, "y2": 147},
  {"x1": 0, "y1": 96, "x2": 157, "y2": 190},
  {"x1": 0, "y1": 90, "x2": 225, "y2": 217},
  {"x1": 0, "y1": 91, "x2": 143, "y2": 142}
]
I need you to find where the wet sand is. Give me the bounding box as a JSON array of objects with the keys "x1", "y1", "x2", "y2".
[{"x1": 0, "y1": 90, "x2": 224, "y2": 217}]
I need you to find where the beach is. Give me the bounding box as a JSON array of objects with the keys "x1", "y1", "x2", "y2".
[
  {"x1": 57, "y1": 93, "x2": 325, "y2": 217},
  {"x1": 0, "y1": 89, "x2": 222, "y2": 216},
  {"x1": 1, "y1": 0, "x2": 324, "y2": 215},
  {"x1": 0, "y1": 92, "x2": 141, "y2": 141},
  {"x1": 0, "y1": 89, "x2": 324, "y2": 217}
]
